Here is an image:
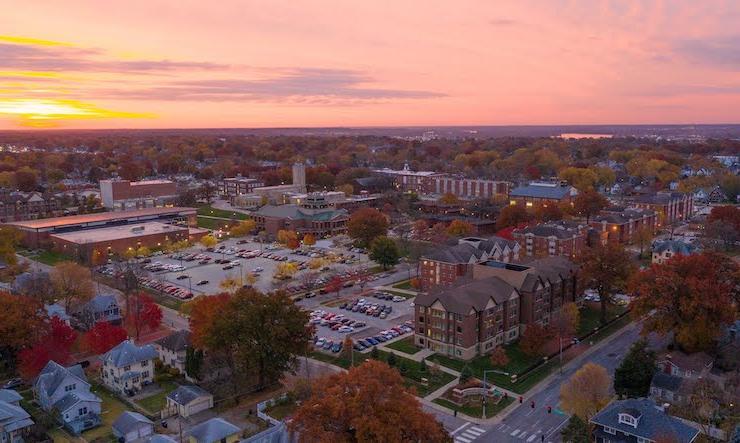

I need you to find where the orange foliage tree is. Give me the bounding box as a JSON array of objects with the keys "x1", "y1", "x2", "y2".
[
  {"x1": 519, "y1": 323, "x2": 551, "y2": 358},
  {"x1": 289, "y1": 360, "x2": 448, "y2": 442},
  {"x1": 560, "y1": 362, "x2": 611, "y2": 421}
]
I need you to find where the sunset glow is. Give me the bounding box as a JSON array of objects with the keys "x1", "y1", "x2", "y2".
[{"x1": 1, "y1": 1, "x2": 739, "y2": 129}]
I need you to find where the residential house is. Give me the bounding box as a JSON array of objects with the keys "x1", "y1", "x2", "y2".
[
  {"x1": 44, "y1": 303, "x2": 71, "y2": 325},
  {"x1": 187, "y1": 418, "x2": 241, "y2": 443},
  {"x1": 508, "y1": 181, "x2": 577, "y2": 209},
  {"x1": 101, "y1": 340, "x2": 158, "y2": 395},
  {"x1": 657, "y1": 351, "x2": 714, "y2": 379},
  {"x1": 112, "y1": 411, "x2": 154, "y2": 442},
  {"x1": 76, "y1": 294, "x2": 122, "y2": 330},
  {"x1": 590, "y1": 398, "x2": 699, "y2": 443},
  {"x1": 694, "y1": 186, "x2": 727, "y2": 203},
  {"x1": 419, "y1": 236, "x2": 520, "y2": 289},
  {"x1": 0, "y1": 395, "x2": 34, "y2": 443},
  {"x1": 33, "y1": 361, "x2": 101, "y2": 434},
  {"x1": 649, "y1": 372, "x2": 688, "y2": 405},
  {"x1": 0, "y1": 391, "x2": 21, "y2": 407},
  {"x1": 652, "y1": 240, "x2": 696, "y2": 264},
  {"x1": 165, "y1": 385, "x2": 213, "y2": 418},
  {"x1": 154, "y1": 330, "x2": 191, "y2": 376},
  {"x1": 512, "y1": 221, "x2": 588, "y2": 259}
]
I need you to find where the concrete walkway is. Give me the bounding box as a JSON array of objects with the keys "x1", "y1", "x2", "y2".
[{"x1": 374, "y1": 284, "x2": 418, "y2": 296}]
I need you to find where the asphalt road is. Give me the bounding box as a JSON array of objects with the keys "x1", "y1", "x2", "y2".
[{"x1": 470, "y1": 322, "x2": 642, "y2": 443}]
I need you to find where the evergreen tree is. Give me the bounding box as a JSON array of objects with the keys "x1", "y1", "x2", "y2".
[
  {"x1": 387, "y1": 351, "x2": 397, "y2": 367},
  {"x1": 614, "y1": 339, "x2": 656, "y2": 398},
  {"x1": 561, "y1": 416, "x2": 590, "y2": 443}
]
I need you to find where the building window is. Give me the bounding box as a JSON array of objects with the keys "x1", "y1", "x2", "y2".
[
  {"x1": 78, "y1": 407, "x2": 88, "y2": 416},
  {"x1": 124, "y1": 365, "x2": 131, "y2": 371},
  {"x1": 603, "y1": 426, "x2": 616, "y2": 435},
  {"x1": 64, "y1": 384, "x2": 76, "y2": 392}
]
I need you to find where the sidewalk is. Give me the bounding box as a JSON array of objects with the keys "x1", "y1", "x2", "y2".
[{"x1": 373, "y1": 284, "x2": 418, "y2": 296}]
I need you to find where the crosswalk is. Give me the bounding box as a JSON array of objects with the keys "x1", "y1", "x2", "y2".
[
  {"x1": 452, "y1": 423, "x2": 486, "y2": 443},
  {"x1": 495, "y1": 424, "x2": 552, "y2": 442}
]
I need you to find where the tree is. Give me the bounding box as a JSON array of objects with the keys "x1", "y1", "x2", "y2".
[
  {"x1": 219, "y1": 276, "x2": 241, "y2": 293},
  {"x1": 0, "y1": 293, "x2": 48, "y2": 369},
  {"x1": 535, "y1": 203, "x2": 564, "y2": 222},
  {"x1": 429, "y1": 222, "x2": 450, "y2": 244},
  {"x1": 489, "y1": 347, "x2": 509, "y2": 368},
  {"x1": 325, "y1": 276, "x2": 343, "y2": 298},
  {"x1": 0, "y1": 226, "x2": 22, "y2": 266},
  {"x1": 337, "y1": 183, "x2": 354, "y2": 196},
  {"x1": 199, "y1": 182, "x2": 216, "y2": 204},
  {"x1": 459, "y1": 364, "x2": 473, "y2": 383},
  {"x1": 199, "y1": 234, "x2": 218, "y2": 249},
  {"x1": 446, "y1": 219, "x2": 475, "y2": 237},
  {"x1": 302, "y1": 233, "x2": 316, "y2": 246},
  {"x1": 83, "y1": 321, "x2": 127, "y2": 355},
  {"x1": 707, "y1": 205, "x2": 740, "y2": 232},
  {"x1": 342, "y1": 336, "x2": 354, "y2": 362},
  {"x1": 560, "y1": 362, "x2": 611, "y2": 421},
  {"x1": 629, "y1": 252, "x2": 739, "y2": 352},
  {"x1": 277, "y1": 229, "x2": 298, "y2": 246},
  {"x1": 347, "y1": 208, "x2": 389, "y2": 248},
  {"x1": 125, "y1": 292, "x2": 163, "y2": 340},
  {"x1": 289, "y1": 360, "x2": 448, "y2": 443},
  {"x1": 519, "y1": 323, "x2": 551, "y2": 357},
  {"x1": 552, "y1": 302, "x2": 579, "y2": 339},
  {"x1": 573, "y1": 189, "x2": 608, "y2": 222},
  {"x1": 275, "y1": 262, "x2": 298, "y2": 279},
  {"x1": 230, "y1": 219, "x2": 256, "y2": 237},
  {"x1": 386, "y1": 351, "x2": 397, "y2": 367},
  {"x1": 193, "y1": 288, "x2": 311, "y2": 390},
  {"x1": 49, "y1": 261, "x2": 95, "y2": 312},
  {"x1": 189, "y1": 293, "x2": 231, "y2": 349},
  {"x1": 559, "y1": 167, "x2": 599, "y2": 191},
  {"x1": 560, "y1": 415, "x2": 590, "y2": 443},
  {"x1": 578, "y1": 243, "x2": 634, "y2": 324},
  {"x1": 613, "y1": 339, "x2": 655, "y2": 398},
  {"x1": 369, "y1": 236, "x2": 400, "y2": 270},
  {"x1": 18, "y1": 317, "x2": 78, "y2": 379},
  {"x1": 439, "y1": 193, "x2": 460, "y2": 205},
  {"x1": 185, "y1": 347, "x2": 205, "y2": 381},
  {"x1": 412, "y1": 219, "x2": 429, "y2": 238},
  {"x1": 496, "y1": 204, "x2": 530, "y2": 230},
  {"x1": 633, "y1": 225, "x2": 653, "y2": 258}
]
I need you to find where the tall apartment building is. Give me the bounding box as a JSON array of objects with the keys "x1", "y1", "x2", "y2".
[
  {"x1": 419, "y1": 236, "x2": 520, "y2": 289},
  {"x1": 100, "y1": 179, "x2": 178, "y2": 211},
  {"x1": 512, "y1": 221, "x2": 588, "y2": 259},
  {"x1": 414, "y1": 256, "x2": 581, "y2": 360},
  {"x1": 508, "y1": 181, "x2": 577, "y2": 209},
  {"x1": 0, "y1": 190, "x2": 61, "y2": 222},
  {"x1": 589, "y1": 207, "x2": 657, "y2": 244},
  {"x1": 629, "y1": 191, "x2": 693, "y2": 226},
  {"x1": 373, "y1": 163, "x2": 444, "y2": 193},
  {"x1": 373, "y1": 163, "x2": 509, "y2": 199}
]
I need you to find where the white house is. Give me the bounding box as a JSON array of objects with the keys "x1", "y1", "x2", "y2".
[
  {"x1": 33, "y1": 361, "x2": 101, "y2": 434},
  {"x1": 0, "y1": 391, "x2": 34, "y2": 443},
  {"x1": 154, "y1": 330, "x2": 190, "y2": 376},
  {"x1": 101, "y1": 340, "x2": 158, "y2": 395},
  {"x1": 166, "y1": 385, "x2": 213, "y2": 418},
  {"x1": 112, "y1": 411, "x2": 154, "y2": 442}
]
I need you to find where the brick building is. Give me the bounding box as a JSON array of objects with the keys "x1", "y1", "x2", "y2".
[
  {"x1": 512, "y1": 221, "x2": 588, "y2": 259},
  {"x1": 100, "y1": 179, "x2": 178, "y2": 211},
  {"x1": 589, "y1": 207, "x2": 657, "y2": 244},
  {"x1": 219, "y1": 176, "x2": 264, "y2": 198},
  {"x1": 414, "y1": 256, "x2": 581, "y2": 360},
  {"x1": 0, "y1": 191, "x2": 62, "y2": 222},
  {"x1": 373, "y1": 163, "x2": 509, "y2": 200},
  {"x1": 508, "y1": 181, "x2": 577, "y2": 209},
  {"x1": 629, "y1": 191, "x2": 694, "y2": 226},
  {"x1": 252, "y1": 194, "x2": 348, "y2": 238},
  {"x1": 419, "y1": 236, "x2": 520, "y2": 289}
]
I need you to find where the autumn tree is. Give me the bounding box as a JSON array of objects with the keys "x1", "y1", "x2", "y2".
[
  {"x1": 325, "y1": 276, "x2": 343, "y2": 298},
  {"x1": 302, "y1": 233, "x2": 316, "y2": 246},
  {"x1": 578, "y1": 243, "x2": 634, "y2": 324},
  {"x1": 0, "y1": 226, "x2": 22, "y2": 267},
  {"x1": 559, "y1": 167, "x2": 599, "y2": 191},
  {"x1": 0, "y1": 293, "x2": 48, "y2": 367},
  {"x1": 496, "y1": 204, "x2": 530, "y2": 230},
  {"x1": 629, "y1": 252, "x2": 739, "y2": 352},
  {"x1": 573, "y1": 189, "x2": 608, "y2": 222},
  {"x1": 219, "y1": 277, "x2": 241, "y2": 293},
  {"x1": 560, "y1": 362, "x2": 611, "y2": 421},
  {"x1": 633, "y1": 225, "x2": 654, "y2": 258},
  {"x1": 519, "y1": 323, "x2": 551, "y2": 357},
  {"x1": 551, "y1": 302, "x2": 579, "y2": 339},
  {"x1": 560, "y1": 416, "x2": 590, "y2": 443},
  {"x1": 18, "y1": 317, "x2": 78, "y2": 379},
  {"x1": 191, "y1": 288, "x2": 311, "y2": 391},
  {"x1": 83, "y1": 321, "x2": 128, "y2": 355},
  {"x1": 126, "y1": 292, "x2": 163, "y2": 340},
  {"x1": 277, "y1": 229, "x2": 298, "y2": 246},
  {"x1": 429, "y1": 222, "x2": 450, "y2": 244},
  {"x1": 189, "y1": 293, "x2": 231, "y2": 349},
  {"x1": 275, "y1": 262, "x2": 298, "y2": 279},
  {"x1": 50, "y1": 261, "x2": 95, "y2": 311},
  {"x1": 446, "y1": 219, "x2": 475, "y2": 237},
  {"x1": 289, "y1": 360, "x2": 448, "y2": 443},
  {"x1": 412, "y1": 219, "x2": 429, "y2": 238},
  {"x1": 199, "y1": 234, "x2": 218, "y2": 249},
  {"x1": 439, "y1": 193, "x2": 460, "y2": 205},
  {"x1": 369, "y1": 236, "x2": 400, "y2": 270},
  {"x1": 535, "y1": 203, "x2": 564, "y2": 222},
  {"x1": 347, "y1": 208, "x2": 389, "y2": 248},
  {"x1": 230, "y1": 219, "x2": 256, "y2": 237},
  {"x1": 489, "y1": 347, "x2": 509, "y2": 368},
  {"x1": 613, "y1": 339, "x2": 655, "y2": 398}
]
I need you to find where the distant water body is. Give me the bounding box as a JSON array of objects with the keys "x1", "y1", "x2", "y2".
[{"x1": 559, "y1": 133, "x2": 613, "y2": 139}]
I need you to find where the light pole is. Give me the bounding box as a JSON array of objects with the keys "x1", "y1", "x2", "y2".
[{"x1": 481, "y1": 369, "x2": 499, "y2": 419}]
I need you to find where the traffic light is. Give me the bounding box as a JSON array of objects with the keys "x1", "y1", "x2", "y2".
[
  {"x1": 504, "y1": 392, "x2": 508, "y2": 399},
  {"x1": 547, "y1": 406, "x2": 552, "y2": 414},
  {"x1": 530, "y1": 400, "x2": 535, "y2": 409},
  {"x1": 519, "y1": 396, "x2": 523, "y2": 404}
]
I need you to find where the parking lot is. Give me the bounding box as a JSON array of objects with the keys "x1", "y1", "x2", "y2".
[
  {"x1": 107, "y1": 237, "x2": 377, "y2": 300},
  {"x1": 306, "y1": 289, "x2": 416, "y2": 355}
]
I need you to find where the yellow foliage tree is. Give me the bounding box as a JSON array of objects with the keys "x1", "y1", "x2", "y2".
[
  {"x1": 302, "y1": 233, "x2": 316, "y2": 246},
  {"x1": 199, "y1": 235, "x2": 218, "y2": 249},
  {"x1": 275, "y1": 262, "x2": 298, "y2": 279},
  {"x1": 230, "y1": 219, "x2": 256, "y2": 237},
  {"x1": 308, "y1": 258, "x2": 326, "y2": 270},
  {"x1": 219, "y1": 277, "x2": 241, "y2": 293},
  {"x1": 560, "y1": 362, "x2": 611, "y2": 421},
  {"x1": 277, "y1": 230, "x2": 298, "y2": 246}
]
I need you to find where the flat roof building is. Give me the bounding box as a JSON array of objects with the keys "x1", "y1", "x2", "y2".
[{"x1": 100, "y1": 179, "x2": 178, "y2": 211}]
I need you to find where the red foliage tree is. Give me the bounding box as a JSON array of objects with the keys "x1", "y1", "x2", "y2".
[
  {"x1": 83, "y1": 321, "x2": 128, "y2": 355},
  {"x1": 189, "y1": 293, "x2": 231, "y2": 349},
  {"x1": 520, "y1": 323, "x2": 552, "y2": 357},
  {"x1": 18, "y1": 317, "x2": 78, "y2": 379},
  {"x1": 325, "y1": 276, "x2": 343, "y2": 298},
  {"x1": 126, "y1": 292, "x2": 163, "y2": 339},
  {"x1": 707, "y1": 205, "x2": 740, "y2": 232}
]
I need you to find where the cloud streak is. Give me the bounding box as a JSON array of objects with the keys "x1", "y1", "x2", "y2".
[{"x1": 672, "y1": 35, "x2": 740, "y2": 67}]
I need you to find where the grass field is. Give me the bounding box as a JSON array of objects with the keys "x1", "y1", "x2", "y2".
[
  {"x1": 197, "y1": 216, "x2": 233, "y2": 230},
  {"x1": 385, "y1": 336, "x2": 421, "y2": 355},
  {"x1": 20, "y1": 249, "x2": 72, "y2": 265},
  {"x1": 81, "y1": 384, "x2": 129, "y2": 441},
  {"x1": 392, "y1": 279, "x2": 415, "y2": 290},
  {"x1": 197, "y1": 205, "x2": 249, "y2": 220},
  {"x1": 135, "y1": 380, "x2": 179, "y2": 414}
]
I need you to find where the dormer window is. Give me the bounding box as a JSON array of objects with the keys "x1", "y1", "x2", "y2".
[{"x1": 618, "y1": 412, "x2": 640, "y2": 428}]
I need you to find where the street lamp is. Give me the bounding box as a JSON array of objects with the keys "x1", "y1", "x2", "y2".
[{"x1": 481, "y1": 369, "x2": 501, "y2": 419}]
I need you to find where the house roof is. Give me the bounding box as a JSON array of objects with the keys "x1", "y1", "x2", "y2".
[
  {"x1": 415, "y1": 276, "x2": 517, "y2": 315},
  {"x1": 188, "y1": 418, "x2": 241, "y2": 443},
  {"x1": 113, "y1": 411, "x2": 153, "y2": 434},
  {"x1": 651, "y1": 372, "x2": 684, "y2": 392},
  {"x1": 254, "y1": 204, "x2": 347, "y2": 222},
  {"x1": 591, "y1": 398, "x2": 699, "y2": 443},
  {"x1": 0, "y1": 401, "x2": 33, "y2": 433},
  {"x1": 423, "y1": 236, "x2": 518, "y2": 263},
  {"x1": 660, "y1": 351, "x2": 713, "y2": 373},
  {"x1": 53, "y1": 391, "x2": 101, "y2": 413},
  {"x1": 509, "y1": 183, "x2": 574, "y2": 199},
  {"x1": 155, "y1": 330, "x2": 191, "y2": 353},
  {"x1": 147, "y1": 435, "x2": 178, "y2": 443},
  {"x1": 0, "y1": 389, "x2": 22, "y2": 404},
  {"x1": 86, "y1": 294, "x2": 119, "y2": 313},
  {"x1": 653, "y1": 240, "x2": 695, "y2": 255},
  {"x1": 35, "y1": 361, "x2": 88, "y2": 398},
  {"x1": 167, "y1": 385, "x2": 212, "y2": 406},
  {"x1": 102, "y1": 340, "x2": 158, "y2": 368},
  {"x1": 514, "y1": 221, "x2": 585, "y2": 239}
]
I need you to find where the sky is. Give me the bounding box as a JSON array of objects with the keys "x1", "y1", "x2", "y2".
[{"x1": 1, "y1": 0, "x2": 739, "y2": 129}]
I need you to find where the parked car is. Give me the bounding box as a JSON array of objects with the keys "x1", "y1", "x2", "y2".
[{"x1": 196, "y1": 280, "x2": 209, "y2": 285}]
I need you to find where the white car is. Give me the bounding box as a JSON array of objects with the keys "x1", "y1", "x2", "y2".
[
  {"x1": 392, "y1": 296, "x2": 405, "y2": 302},
  {"x1": 252, "y1": 267, "x2": 264, "y2": 273}
]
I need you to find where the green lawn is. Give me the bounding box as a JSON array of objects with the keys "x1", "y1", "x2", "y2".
[
  {"x1": 392, "y1": 280, "x2": 415, "y2": 290},
  {"x1": 264, "y1": 399, "x2": 299, "y2": 421},
  {"x1": 433, "y1": 396, "x2": 514, "y2": 418},
  {"x1": 28, "y1": 249, "x2": 73, "y2": 265},
  {"x1": 81, "y1": 384, "x2": 129, "y2": 441},
  {"x1": 577, "y1": 303, "x2": 627, "y2": 336},
  {"x1": 197, "y1": 205, "x2": 249, "y2": 220},
  {"x1": 197, "y1": 216, "x2": 233, "y2": 230},
  {"x1": 135, "y1": 380, "x2": 178, "y2": 414},
  {"x1": 385, "y1": 336, "x2": 421, "y2": 355}
]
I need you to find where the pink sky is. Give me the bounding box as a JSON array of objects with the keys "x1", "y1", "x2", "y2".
[{"x1": 1, "y1": 0, "x2": 739, "y2": 129}]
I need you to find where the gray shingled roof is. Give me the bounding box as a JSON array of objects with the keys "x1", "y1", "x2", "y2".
[
  {"x1": 113, "y1": 411, "x2": 153, "y2": 435},
  {"x1": 424, "y1": 237, "x2": 517, "y2": 264},
  {"x1": 651, "y1": 372, "x2": 683, "y2": 392},
  {"x1": 653, "y1": 240, "x2": 695, "y2": 255},
  {"x1": 148, "y1": 435, "x2": 178, "y2": 443},
  {"x1": 156, "y1": 330, "x2": 191, "y2": 352},
  {"x1": 0, "y1": 401, "x2": 33, "y2": 432},
  {"x1": 510, "y1": 183, "x2": 573, "y2": 199},
  {"x1": 415, "y1": 276, "x2": 517, "y2": 315},
  {"x1": 103, "y1": 340, "x2": 158, "y2": 368},
  {"x1": 35, "y1": 361, "x2": 88, "y2": 397},
  {"x1": 188, "y1": 418, "x2": 240, "y2": 443},
  {"x1": 0, "y1": 389, "x2": 22, "y2": 404},
  {"x1": 87, "y1": 294, "x2": 119, "y2": 313},
  {"x1": 515, "y1": 222, "x2": 583, "y2": 239},
  {"x1": 52, "y1": 391, "x2": 101, "y2": 413},
  {"x1": 167, "y1": 385, "x2": 211, "y2": 406},
  {"x1": 254, "y1": 204, "x2": 347, "y2": 221},
  {"x1": 590, "y1": 398, "x2": 699, "y2": 443}
]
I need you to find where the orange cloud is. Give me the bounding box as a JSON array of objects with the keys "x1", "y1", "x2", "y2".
[{"x1": 0, "y1": 98, "x2": 153, "y2": 127}]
